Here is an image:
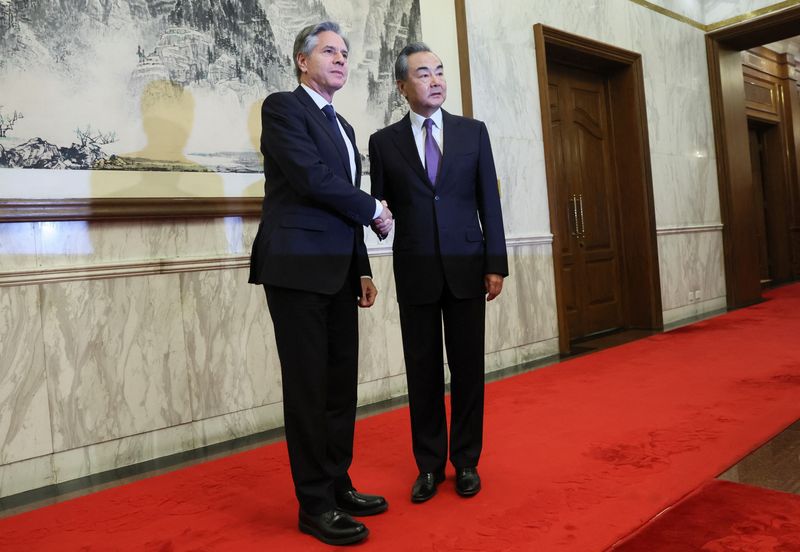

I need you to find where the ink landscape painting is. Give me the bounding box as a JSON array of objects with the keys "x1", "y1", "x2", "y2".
[{"x1": 0, "y1": 0, "x2": 421, "y2": 183}]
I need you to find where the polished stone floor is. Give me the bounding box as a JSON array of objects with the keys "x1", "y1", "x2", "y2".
[
  {"x1": 718, "y1": 418, "x2": 800, "y2": 495},
  {"x1": 2, "y1": 325, "x2": 799, "y2": 521}
]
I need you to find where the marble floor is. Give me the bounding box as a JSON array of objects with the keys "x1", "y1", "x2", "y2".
[{"x1": 2, "y1": 326, "x2": 799, "y2": 521}]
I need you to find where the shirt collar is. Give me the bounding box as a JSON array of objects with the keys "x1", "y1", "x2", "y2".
[
  {"x1": 409, "y1": 108, "x2": 443, "y2": 131},
  {"x1": 301, "y1": 83, "x2": 332, "y2": 110}
]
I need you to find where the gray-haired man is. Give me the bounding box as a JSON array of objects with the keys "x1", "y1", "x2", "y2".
[{"x1": 249, "y1": 21, "x2": 392, "y2": 546}]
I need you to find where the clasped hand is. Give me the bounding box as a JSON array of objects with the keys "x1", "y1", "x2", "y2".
[{"x1": 372, "y1": 200, "x2": 393, "y2": 239}]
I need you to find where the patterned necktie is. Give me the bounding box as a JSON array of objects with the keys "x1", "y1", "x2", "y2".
[
  {"x1": 321, "y1": 104, "x2": 351, "y2": 182},
  {"x1": 423, "y1": 118, "x2": 441, "y2": 185}
]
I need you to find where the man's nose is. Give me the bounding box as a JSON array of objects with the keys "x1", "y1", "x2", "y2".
[{"x1": 334, "y1": 52, "x2": 345, "y2": 64}]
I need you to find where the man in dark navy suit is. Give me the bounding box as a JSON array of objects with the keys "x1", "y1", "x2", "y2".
[
  {"x1": 368, "y1": 42, "x2": 508, "y2": 504},
  {"x1": 249, "y1": 21, "x2": 392, "y2": 546}
]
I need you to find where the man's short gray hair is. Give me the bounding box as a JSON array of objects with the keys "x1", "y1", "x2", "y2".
[
  {"x1": 293, "y1": 21, "x2": 350, "y2": 82},
  {"x1": 394, "y1": 42, "x2": 433, "y2": 81}
]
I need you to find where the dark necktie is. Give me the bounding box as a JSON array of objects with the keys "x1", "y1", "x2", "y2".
[
  {"x1": 321, "y1": 104, "x2": 351, "y2": 182},
  {"x1": 423, "y1": 118, "x2": 441, "y2": 185}
]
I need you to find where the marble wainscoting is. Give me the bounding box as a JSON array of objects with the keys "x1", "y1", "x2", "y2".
[
  {"x1": 657, "y1": 225, "x2": 727, "y2": 325},
  {"x1": 0, "y1": 222, "x2": 560, "y2": 498}
]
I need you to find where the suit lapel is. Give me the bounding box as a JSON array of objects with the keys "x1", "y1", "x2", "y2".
[
  {"x1": 391, "y1": 114, "x2": 431, "y2": 189},
  {"x1": 341, "y1": 115, "x2": 361, "y2": 187},
  {"x1": 436, "y1": 110, "x2": 460, "y2": 189},
  {"x1": 293, "y1": 86, "x2": 353, "y2": 182}
]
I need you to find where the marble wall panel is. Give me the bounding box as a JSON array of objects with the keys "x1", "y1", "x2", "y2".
[
  {"x1": 0, "y1": 222, "x2": 38, "y2": 270},
  {"x1": 491, "y1": 136, "x2": 551, "y2": 239},
  {"x1": 41, "y1": 274, "x2": 192, "y2": 451},
  {"x1": 646, "y1": 0, "x2": 706, "y2": 22},
  {"x1": 0, "y1": 456, "x2": 53, "y2": 498},
  {"x1": 175, "y1": 216, "x2": 252, "y2": 259},
  {"x1": 465, "y1": 34, "x2": 542, "y2": 144},
  {"x1": 53, "y1": 423, "x2": 196, "y2": 484},
  {"x1": 35, "y1": 220, "x2": 179, "y2": 269},
  {"x1": 629, "y1": 5, "x2": 709, "y2": 92},
  {"x1": 703, "y1": 0, "x2": 779, "y2": 24},
  {"x1": 650, "y1": 152, "x2": 721, "y2": 228},
  {"x1": 657, "y1": 230, "x2": 726, "y2": 311},
  {"x1": 358, "y1": 255, "x2": 403, "y2": 384},
  {"x1": 644, "y1": 81, "x2": 716, "y2": 159},
  {"x1": 181, "y1": 267, "x2": 281, "y2": 420},
  {"x1": 191, "y1": 402, "x2": 284, "y2": 449},
  {"x1": 485, "y1": 243, "x2": 558, "y2": 355},
  {"x1": 0, "y1": 285, "x2": 52, "y2": 464}
]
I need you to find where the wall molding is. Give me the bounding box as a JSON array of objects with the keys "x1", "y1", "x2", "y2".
[
  {"x1": 627, "y1": 0, "x2": 800, "y2": 32},
  {"x1": 0, "y1": 256, "x2": 251, "y2": 287},
  {"x1": 0, "y1": 234, "x2": 556, "y2": 286},
  {"x1": 656, "y1": 223, "x2": 724, "y2": 235}
]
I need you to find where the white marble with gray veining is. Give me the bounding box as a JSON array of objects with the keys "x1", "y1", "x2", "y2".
[
  {"x1": 0, "y1": 222, "x2": 38, "y2": 271},
  {"x1": 191, "y1": 402, "x2": 284, "y2": 449},
  {"x1": 41, "y1": 274, "x2": 192, "y2": 451},
  {"x1": 702, "y1": 0, "x2": 781, "y2": 24},
  {"x1": 35, "y1": 220, "x2": 180, "y2": 270},
  {"x1": 175, "y1": 217, "x2": 251, "y2": 259},
  {"x1": 0, "y1": 455, "x2": 53, "y2": 498},
  {"x1": 657, "y1": 230, "x2": 726, "y2": 311},
  {"x1": 53, "y1": 423, "x2": 196, "y2": 484},
  {"x1": 181, "y1": 267, "x2": 281, "y2": 420},
  {"x1": 645, "y1": 0, "x2": 782, "y2": 24},
  {"x1": 0, "y1": 285, "x2": 52, "y2": 464},
  {"x1": 650, "y1": 152, "x2": 721, "y2": 228}
]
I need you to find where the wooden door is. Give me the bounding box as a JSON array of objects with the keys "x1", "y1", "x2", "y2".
[
  {"x1": 748, "y1": 125, "x2": 771, "y2": 283},
  {"x1": 549, "y1": 62, "x2": 624, "y2": 340}
]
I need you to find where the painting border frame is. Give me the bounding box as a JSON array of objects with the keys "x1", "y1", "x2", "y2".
[{"x1": 0, "y1": 0, "x2": 473, "y2": 223}]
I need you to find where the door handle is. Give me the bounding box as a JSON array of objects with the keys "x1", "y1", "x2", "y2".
[
  {"x1": 569, "y1": 194, "x2": 579, "y2": 237},
  {"x1": 577, "y1": 194, "x2": 586, "y2": 238}
]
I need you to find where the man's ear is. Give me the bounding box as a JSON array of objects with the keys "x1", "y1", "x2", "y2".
[
  {"x1": 297, "y1": 53, "x2": 307, "y2": 74},
  {"x1": 396, "y1": 80, "x2": 406, "y2": 97}
]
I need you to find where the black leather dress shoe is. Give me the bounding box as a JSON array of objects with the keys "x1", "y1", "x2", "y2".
[
  {"x1": 335, "y1": 488, "x2": 388, "y2": 516},
  {"x1": 411, "y1": 471, "x2": 445, "y2": 503},
  {"x1": 456, "y1": 467, "x2": 481, "y2": 497},
  {"x1": 298, "y1": 509, "x2": 369, "y2": 545}
]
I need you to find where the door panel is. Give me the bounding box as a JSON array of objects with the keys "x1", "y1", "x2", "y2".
[{"x1": 549, "y1": 62, "x2": 623, "y2": 339}]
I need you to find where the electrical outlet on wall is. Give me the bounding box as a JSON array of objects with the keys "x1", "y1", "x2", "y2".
[
  {"x1": 695, "y1": 289, "x2": 702, "y2": 301},
  {"x1": 688, "y1": 291, "x2": 695, "y2": 303}
]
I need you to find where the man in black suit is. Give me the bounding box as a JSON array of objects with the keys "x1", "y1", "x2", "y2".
[
  {"x1": 249, "y1": 21, "x2": 392, "y2": 546},
  {"x1": 368, "y1": 42, "x2": 508, "y2": 503}
]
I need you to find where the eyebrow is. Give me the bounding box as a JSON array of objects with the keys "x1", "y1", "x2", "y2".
[
  {"x1": 322, "y1": 44, "x2": 348, "y2": 54},
  {"x1": 414, "y1": 65, "x2": 443, "y2": 72}
]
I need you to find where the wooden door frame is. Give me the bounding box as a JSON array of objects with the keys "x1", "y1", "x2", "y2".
[
  {"x1": 533, "y1": 25, "x2": 663, "y2": 354},
  {"x1": 706, "y1": 5, "x2": 800, "y2": 307}
]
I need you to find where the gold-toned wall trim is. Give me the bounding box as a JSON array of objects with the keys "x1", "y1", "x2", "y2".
[
  {"x1": 627, "y1": 0, "x2": 800, "y2": 32},
  {"x1": 705, "y1": 1, "x2": 800, "y2": 31},
  {"x1": 626, "y1": 0, "x2": 706, "y2": 30}
]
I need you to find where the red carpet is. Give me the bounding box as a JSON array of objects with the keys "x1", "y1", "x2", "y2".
[
  {"x1": 611, "y1": 480, "x2": 800, "y2": 551},
  {"x1": 2, "y1": 284, "x2": 800, "y2": 551}
]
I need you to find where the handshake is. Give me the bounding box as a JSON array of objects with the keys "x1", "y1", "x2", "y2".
[{"x1": 371, "y1": 200, "x2": 393, "y2": 240}]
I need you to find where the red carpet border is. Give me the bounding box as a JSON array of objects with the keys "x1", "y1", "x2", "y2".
[{"x1": 1, "y1": 285, "x2": 800, "y2": 550}]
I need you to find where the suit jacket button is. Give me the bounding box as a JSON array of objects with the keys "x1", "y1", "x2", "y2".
[{"x1": 434, "y1": 195, "x2": 439, "y2": 201}]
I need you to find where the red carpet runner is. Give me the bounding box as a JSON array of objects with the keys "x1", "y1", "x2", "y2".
[
  {"x1": 611, "y1": 480, "x2": 800, "y2": 550},
  {"x1": 2, "y1": 284, "x2": 800, "y2": 551}
]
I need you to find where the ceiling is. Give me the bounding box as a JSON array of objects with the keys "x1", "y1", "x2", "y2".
[{"x1": 763, "y1": 36, "x2": 800, "y2": 58}]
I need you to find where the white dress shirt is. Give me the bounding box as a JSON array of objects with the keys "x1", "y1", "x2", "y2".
[{"x1": 408, "y1": 108, "x2": 444, "y2": 167}]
